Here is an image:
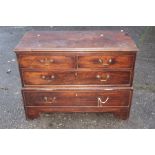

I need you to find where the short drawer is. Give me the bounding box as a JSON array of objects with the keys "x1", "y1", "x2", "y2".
[
  {"x1": 22, "y1": 70, "x2": 132, "y2": 86},
  {"x1": 78, "y1": 54, "x2": 135, "y2": 69},
  {"x1": 22, "y1": 89, "x2": 132, "y2": 107},
  {"x1": 18, "y1": 54, "x2": 76, "y2": 69}
]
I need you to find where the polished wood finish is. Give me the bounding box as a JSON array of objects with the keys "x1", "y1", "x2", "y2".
[
  {"x1": 78, "y1": 55, "x2": 135, "y2": 69},
  {"x1": 22, "y1": 70, "x2": 131, "y2": 86},
  {"x1": 19, "y1": 55, "x2": 76, "y2": 69},
  {"x1": 22, "y1": 89, "x2": 132, "y2": 107},
  {"x1": 14, "y1": 30, "x2": 138, "y2": 120}
]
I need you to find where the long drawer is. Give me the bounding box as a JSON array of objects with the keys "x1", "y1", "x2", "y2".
[
  {"x1": 21, "y1": 70, "x2": 132, "y2": 86},
  {"x1": 22, "y1": 89, "x2": 132, "y2": 107}
]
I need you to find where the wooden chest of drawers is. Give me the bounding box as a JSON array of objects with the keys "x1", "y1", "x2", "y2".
[{"x1": 14, "y1": 31, "x2": 138, "y2": 120}]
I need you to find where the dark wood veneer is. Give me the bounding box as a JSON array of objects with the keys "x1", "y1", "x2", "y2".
[
  {"x1": 22, "y1": 70, "x2": 132, "y2": 86},
  {"x1": 22, "y1": 89, "x2": 132, "y2": 107},
  {"x1": 78, "y1": 55, "x2": 135, "y2": 69},
  {"x1": 19, "y1": 55, "x2": 76, "y2": 69},
  {"x1": 14, "y1": 31, "x2": 138, "y2": 120}
]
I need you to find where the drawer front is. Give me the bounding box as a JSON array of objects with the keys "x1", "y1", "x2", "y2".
[
  {"x1": 23, "y1": 90, "x2": 132, "y2": 107},
  {"x1": 18, "y1": 55, "x2": 76, "y2": 69},
  {"x1": 78, "y1": 55, "x2": 135, "y2": 69},
  {"x1": 22, "y1": 71, "x2": 131, "y2": 86}
]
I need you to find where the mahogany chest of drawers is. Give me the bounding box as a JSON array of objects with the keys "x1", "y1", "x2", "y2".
[{"x1": 14, "y1": 31, "x2": 138, "y2": 120}]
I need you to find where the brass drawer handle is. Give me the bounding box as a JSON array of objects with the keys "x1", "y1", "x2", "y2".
[
  {"x1": 96, "y1": 74, "x2": 110, "y2": 82},
  {"x1": 98, "y1": 58, "x2": 113, "y2": 66},
  {"x1": 74, "y1": 72, "x2": 78, "y2": 77},
  {"x1": 97, "y1": 97, "x2": 109, "y2": 106},
  {"x1": 39, "y1": 58, "x2": 54, "y2": 65},
  {"x1": 98, "y1": 58, "x2": 103, "y2": 64},
  {"x1": 41, "y1": 75, "x2": 55, "y2": 80},
  {"x1": 43, "y1": 96, "x2": 56, "y2": 103},
  {"x1": 108, "y1": 58, "x2": 113, "y2": 64}
]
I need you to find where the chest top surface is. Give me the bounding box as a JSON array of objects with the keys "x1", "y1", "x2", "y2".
[{"x1": 14, "y1": 31, "x2": 138, "y2": 52}]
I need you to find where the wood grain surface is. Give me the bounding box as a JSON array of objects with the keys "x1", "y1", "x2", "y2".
[
  {"x1": 14, "y1": 31, "x2": 139, "y2": 52},
  {"x1": 14, "y1": 30, "x2": 138, "y2": 120}
]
